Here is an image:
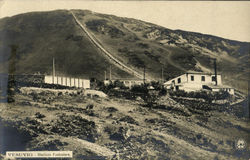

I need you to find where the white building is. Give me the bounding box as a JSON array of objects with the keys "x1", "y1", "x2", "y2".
[
  {"x1": 44, "y1": 75, "x2": 90, "y2": 89},
  {"x1": 164, "y1": 72, "x2": 234, "y2": 95}
]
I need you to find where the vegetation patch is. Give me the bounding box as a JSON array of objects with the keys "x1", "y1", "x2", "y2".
[
  {"x1": 32, "y1": 139, "x2": 68, "y2": 151},
  {"x1": 106, "y1": 107, "x2": 118, "y2": 113},
  {"x1": 86, "y1": 19, "x2": 125, "y2": 38},
  {"x1": 50, "y1": 114, "x2": 97, "y2": 142},
  {"x1": 119, "y1": 115, "x2": 138, "y2": 125},
  {"x1": 24, "y1": 117, "x2": 47, "y2": 135},
  {"x1": 136, "y1": 43, "x2": 149, "y2": 49},
  {"x1": 170, "y1": 90, "x2": 231, "y2": 103},
  {"x1": 35, "y1": 112, "x2": 45, "y2": 119}
]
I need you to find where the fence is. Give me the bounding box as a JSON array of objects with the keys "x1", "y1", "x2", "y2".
[{"x1": 44, "y1": 76, "x2": 90, "y2": 89}]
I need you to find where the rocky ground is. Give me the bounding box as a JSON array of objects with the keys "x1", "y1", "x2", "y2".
[{"x1": 0, "y1": 87, "x2": 249, "y2": 160}]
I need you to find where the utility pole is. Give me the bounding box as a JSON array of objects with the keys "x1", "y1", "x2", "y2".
[
  {"x1": 52, "y1": 57, "x2": 55, "y2": 84},
  {"x1": 143, "y1": 65, "x2": 146, "y2": 84},
  {"x1": 213, "y1": 58, "x2": 217, "y2": 86},
  {"x1": 161, "y1": 66, "x2": 164, "y2": 83},
  {"x1": 109, "y1": 66, "x2": 112, "y2": 80}
]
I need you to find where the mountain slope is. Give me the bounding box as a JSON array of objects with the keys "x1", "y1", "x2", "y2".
[
  {"x1": 0, "y1": 10, "x2": 249, "y2": 93},
  {"x1": 72, "y1": 9, "x2": 250, "y2": 93},
  {"x1": 0, "y1": 10, "x2": 133, "y2": 80},
  {"x1": 70, "y1": 11, "x2": 149, "y2": 80}
]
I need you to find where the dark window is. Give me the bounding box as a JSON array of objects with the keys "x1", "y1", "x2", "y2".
[
  {"x1": 177, "y1": 78, "x2": 181, "y2": 83},
  {"x1": 175, "y1": 86, "x2": 179, "y2": 90},
  {"x1": 201, "y1": 76, "x2": 205, "y2": 81},
  {"x1": 212, "y1": 76, "x2": 216, "y2": 81},
  {"x1": 191, "y1": 75, "x2": 194, "y2": 81}
]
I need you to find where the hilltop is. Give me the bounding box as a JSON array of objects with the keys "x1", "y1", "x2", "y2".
[{"x1": 0, "y1": 10, "x2": 249, "y2": 93}]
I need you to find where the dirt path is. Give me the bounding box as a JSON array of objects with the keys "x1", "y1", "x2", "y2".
[{"x1": 74, "y1": 138, "x2": 115, "y2": 157}]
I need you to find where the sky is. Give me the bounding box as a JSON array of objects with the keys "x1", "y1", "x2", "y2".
[{"x1": 0, "y1": 0, "x2": 250, "y2": 42}]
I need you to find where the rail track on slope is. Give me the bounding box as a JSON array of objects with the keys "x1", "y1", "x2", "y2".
[{"x1": 70, "y1": 11, "x2": 153, "y2": 81}]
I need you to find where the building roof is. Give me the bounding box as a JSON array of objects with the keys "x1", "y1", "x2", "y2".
[
  {"x1": 164, "y1": 72, "x2": 221, "y2": 84},
  {"x1": 186, "y1": 71, "x2": 221, "y2": 75}
]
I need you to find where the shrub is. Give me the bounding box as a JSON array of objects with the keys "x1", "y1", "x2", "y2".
[
  {"x1": 136, "y1": 43, "x2": 149, "y2": 49},
  {"x1": 169, "y1": 90, "x2": 230, "y2": 102},
  {"x1": 214, "y1": 90, "x2": 231, "y2": 100},
  {"x1": 106, "y1": 107, "x2": 118, "y2": 112},
  {"x1": 169, "y1": 90, "x2": 187, "y2": 97},
  {"x1": 35, "y1": 112, "x2": 46, "y2": 119},
  {"x1": 114, "y1": 80, "x2": 127, "y2": 89},
  {"x1": 109, "y1": 132, "x2": 125, "y2": 141},
  {"x1": 131, "y1": 84, "x2": 148, "y2": 94},
  {"x1": 119, "y1": 115, "x2": 138, "y2": 125},
  {"x1": 150, "y1": 81, "x2": 162, "y2": 91},
  {"x1": 50, "y1": 114, "x2": 97, "y2": 142},
  {"x1": 86, "y1": 104, "x2": 94, "y2": 110},
  {"x1": 159, "y1": 87, "x2": 167, "y2": 96},
  {"x1": 143, "y1": 94, "x2": 158, "y2": 108},
  {"x1": 99, "y1": 82, "x2": 115, "y2": 93}
]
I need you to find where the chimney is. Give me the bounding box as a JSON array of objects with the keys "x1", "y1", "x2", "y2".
[{"x1": 213, "y1": 58, "x2": 217, "y2": 86}]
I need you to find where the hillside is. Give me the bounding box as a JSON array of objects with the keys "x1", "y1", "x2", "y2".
[
  {"x1": 0, "y1": 10, "x2": 133, "y2": 80},
  {"x1": 0, "y1": 10, "x2": 249, "y2": 93},
  {"x1": 0, "y1": 88, "x2": 249, "y2": 159}
]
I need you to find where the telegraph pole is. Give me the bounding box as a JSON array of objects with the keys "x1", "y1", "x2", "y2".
[
  {"x1": 143, "y1": 65, "x2": 146, "y2": 84},
  {"x1": 161, "y1": 66, "x2": 164, "y2": 83},
  {"x1": 213, "y1": 58, "x2": 217, "y2": 86},
  {"x1": 109, "y1": 66, "x2": 112, "y2": 80},
  {"x1": 52, "y1": 57, "x2": 55, "y2": 84}
]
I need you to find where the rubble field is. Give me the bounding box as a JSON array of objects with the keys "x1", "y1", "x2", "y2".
[{"x1": 0, "y1": 87, "x2": 249, "y2": 160}]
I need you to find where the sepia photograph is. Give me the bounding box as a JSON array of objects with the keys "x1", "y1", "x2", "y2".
[{"x1": 0, "y1": 0, "x2": 249, "y2": 159}]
